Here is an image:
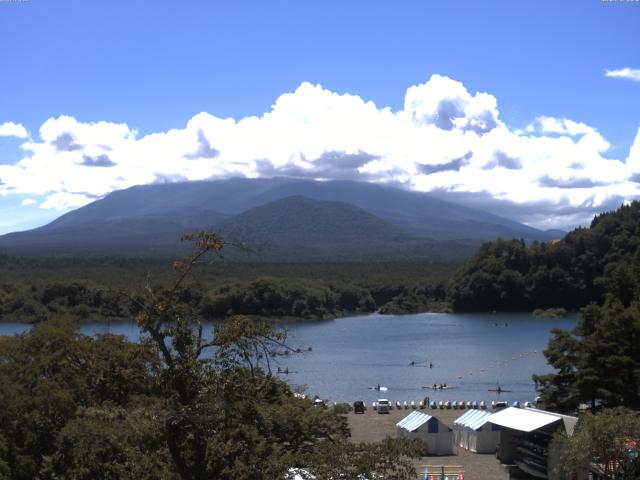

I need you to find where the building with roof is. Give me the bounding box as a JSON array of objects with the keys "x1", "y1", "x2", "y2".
[
  {"x1": 488, "y1": 407, "x2": 579, "y2": 480},
  {"x1": 453, "y1": 409, "x2": 500, "y2": 454},
  {"x1": 396, "y1": 411, "x2": 454, "y2": 456}
]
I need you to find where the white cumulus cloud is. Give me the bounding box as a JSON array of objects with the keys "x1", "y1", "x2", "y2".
[
  {"x1": 606, "y1": 68, "x2": 640, "y2": 82},
  {"x1": 0, "y1": 121, "x2": 28, "y2": 138},
  {"x1": 0, "y1": 74, "x2": 639, "y2": 229}
]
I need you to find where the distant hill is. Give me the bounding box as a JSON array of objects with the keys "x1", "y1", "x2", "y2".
[
  {"x1": 242, "y1": 179, "x2": 558, "y2": 241},
  {"x1": 0, "y1": 177, "x2": 561, "y2": 260},
  {"x1": 217, "y1": 195, "x2": 406, "y2": 243},
  {"x1": 0, "y1": 206, "x2": 229, "y2": 255},
  {"x1": 448, "y1": 201, "x2": 640, "y2": 311},
  {"x1": 215, "y1": 195, "x2": 443, "y2": 261}
]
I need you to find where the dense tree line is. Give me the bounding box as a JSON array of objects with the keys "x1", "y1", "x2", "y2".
[
  {"x1": 449, "y1": 202, "x2": 640, "y2": 312},
  {"x1": 0, "y1": 260, "x2": 453, "y2": 323},
  {"x1": 201, "y1": 279, "x2": 376, "y2": 319},
  {"x1": 530, "y1": 204, "x2": 640, "y2": 414},
  {"x1": 0, "y1": 234, "x2": 423, "y2": 479}
]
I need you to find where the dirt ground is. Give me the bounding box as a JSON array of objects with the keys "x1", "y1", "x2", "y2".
[{"x1": 346, "y1": 406, "x2": 509, "y2": 480}]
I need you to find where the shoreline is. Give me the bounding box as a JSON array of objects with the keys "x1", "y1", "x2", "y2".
[{"x1": 0, "y1": 306, "x2": 575, "y2": 325}]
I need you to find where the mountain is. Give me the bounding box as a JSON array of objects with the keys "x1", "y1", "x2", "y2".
[
  {"x1": 0, "y1": 178, "x2": 560, "y2": 259},
  {"x1": 217, "y1": 195, "x2": 406, "y2": 243},
  {"x1": 215, "y1": 196, "x2": 418, "y2": 261},
  {"x1": 241, "y1": 179, "x2": 556, "y2": 241},
  {"x1": 0, "y1": 206, "x2": 229, "y2": 255}
]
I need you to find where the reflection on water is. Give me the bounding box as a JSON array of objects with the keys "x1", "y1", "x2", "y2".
[{"x1": 1, "y1": 312, "x2": 577, "y2": 404}]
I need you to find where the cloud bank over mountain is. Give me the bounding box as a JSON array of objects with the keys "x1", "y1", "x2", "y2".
[{"x1": 1, "y1": 74, "x2": 639, "y2": 229}]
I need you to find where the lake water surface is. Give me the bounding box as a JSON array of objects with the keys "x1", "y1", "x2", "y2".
[{"x1": 1, "y1": 312, "x2": 577, "y2": 405}]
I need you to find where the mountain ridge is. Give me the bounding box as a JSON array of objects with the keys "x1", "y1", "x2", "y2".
[{"x1": 0, "y1": 178, "x2": 562, "y2": 260}]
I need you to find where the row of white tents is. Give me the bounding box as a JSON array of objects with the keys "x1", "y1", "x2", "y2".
[{"x1": 396, "y1": 409, "x2": 500, "y2": 455}]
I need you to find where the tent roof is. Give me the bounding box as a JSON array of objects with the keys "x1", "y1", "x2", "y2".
[
  {"x1": 488, "y1": 407, "x2": 561, "y2": 433},
  {"x1": 396, "y1": 411, "x2": 433, "y2": 432},
  {"x1": 454, "y1": 410, "x2": 493, "y2": 430},
  {"x1": 524, "y1": 407, "x2": 578, "y2": 435}
]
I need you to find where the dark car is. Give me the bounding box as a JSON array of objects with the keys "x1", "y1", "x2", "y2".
[
  {"x1": 353, "y1": 400, "x2": 365, "y2": 414},
  {"x1": 495, "y1": 401, "x2": 508, "y2": 411}
]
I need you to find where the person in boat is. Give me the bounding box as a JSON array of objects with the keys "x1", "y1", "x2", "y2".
[
  {"x1": 377, "y1": 383, "x2": 380, "y2": 390},
  {"x1": 443, "y1": 383, "x2": 447, "y2": 388},
  {"x1": 429, "y1": 362, "x2": 433, "y2": 369},
  {"x1": 433, "y1": 383, "x2": 437, "y2": 389},
  {"x1": 497, "y1": 386, "x2": 502, "y2": 393},
  {"x1": 410, "y1": 361, "x2": 415, "y2": 366}
]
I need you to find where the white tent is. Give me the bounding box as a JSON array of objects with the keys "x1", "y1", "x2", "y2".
[
  {"x1": 453, "y1": 409, "x2": 500, "y2": 453},
  {"x1": 488, "y1": 407, "x2": 563, "y2": 432},
  {"x1": 488, "y1": 407, "x2": 579, "y2": 480},
  {"x1": 396, "y1": 411, "x2": 454, "y2": 455}
]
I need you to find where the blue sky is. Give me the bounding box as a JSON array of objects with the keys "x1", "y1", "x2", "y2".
[{"x1": 0, "y1": 0, "x2": 639, "y2": 233}]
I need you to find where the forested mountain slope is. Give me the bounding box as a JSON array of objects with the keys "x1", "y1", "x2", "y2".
[{"x1": 448, "y1": 201, "x2": 640, "y2": 311}]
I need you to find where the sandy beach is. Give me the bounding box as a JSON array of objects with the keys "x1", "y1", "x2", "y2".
[{"x1": 346, "y1": 406, "x2": 509, "y2": 480}]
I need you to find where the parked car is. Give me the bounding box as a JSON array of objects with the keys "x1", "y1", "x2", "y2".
[
  {"x1": 353, "y1": 400, "x2": 365, "y2": 413},
  {"x1": 377, "y1": 399, "x2": 390, "y2": 414},
  {"x1": 495, "y1": 401, "x2": 508, "y2": 411},
  {"x1": 313, "y1": 398, "x2": 325, "y2": 408}
]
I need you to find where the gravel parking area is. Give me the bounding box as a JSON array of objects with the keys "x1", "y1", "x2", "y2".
[{"x1": 346, "y1": 407, "x2": 509, "y2": 480}]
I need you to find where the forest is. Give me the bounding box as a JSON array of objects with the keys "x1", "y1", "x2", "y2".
[
  {"x1": 0, "y1": 233, "x2": 424, "y2": 479},
  {"x1": 0, "y1": 256, "x2": 454, "y2": 324},
  {"x1": 522, "y1": 203, "x2": 640, "y2": 473},
  {"x1": 2, "y1": 202, "x2": 640, "y2": 325},
  {"x1": 448, "y1": 201, "x2": 640, "y2": 312},
  {"x1": 1, "y1": 206, "x2": 639, "y2": 477}
]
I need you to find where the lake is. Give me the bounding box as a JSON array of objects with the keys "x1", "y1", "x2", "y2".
[{"x1": 0, "y1": 312, "x2": 577, "y2": 405}]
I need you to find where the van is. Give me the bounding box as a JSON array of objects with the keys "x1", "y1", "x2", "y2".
[{"x1": 377, "y1": 399, "x2": 390, "y2": 414}]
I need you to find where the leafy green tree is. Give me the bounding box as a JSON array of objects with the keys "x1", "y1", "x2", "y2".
[
  {"x1": 557, "y1": 408, "x2": 640, "y2": 480},
  {"x1": 301, "y1": 437, "x2": 424, "y2": 480},
  {"x1": 0, "y1": 316, "x2": 159, "y2": 479},
  {"x1": 534, "y1": 300, "x2": 640, "y2": 413},
  {"x1": 532, "y1": 328, "x2": 580, "y2": 412},
  {"x1": 133, "y1": 232, "x2": 419, "y2": 480},
  {"x1": 46, "y1": 403, "x2": 175, "y2": 480}
]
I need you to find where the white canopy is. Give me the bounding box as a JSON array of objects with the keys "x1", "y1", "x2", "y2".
[
  {"x1": 396, "y1": 411, "x2": 454, "y2": 455},
  {"x1": 396, "y1": 411, "x2": 432, "y2": 431},
  {"x1": 453, "y1": 409, "x2": 499, "y2": 453},
  {"x1": 488, "y1": 407, "x2": 560, "y2": 432},
  {"x1": 454, "y1": 409, "x2": 492, "y2": 430}
]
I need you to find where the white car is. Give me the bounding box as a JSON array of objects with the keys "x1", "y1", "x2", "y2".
[{"x1": 377, "y1": 399, "x2": 390, "y2": 414}]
